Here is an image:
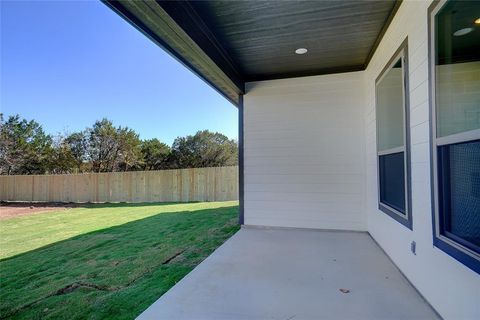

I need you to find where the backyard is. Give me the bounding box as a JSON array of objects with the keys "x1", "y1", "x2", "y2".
[{"x1": 0, "y1": 201, "x2": 239, "y2": 319}]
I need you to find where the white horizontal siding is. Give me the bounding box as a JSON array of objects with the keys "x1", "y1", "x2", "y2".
[
  {"x1": 242, "y1": 2, "x2": 479, "y2": 318},
  {"x1": 364, "y1": 1, "x2": 480, "y2": 319},
  {"x1": 244, "y1": 72, "x2": 366, "y2": 231}
]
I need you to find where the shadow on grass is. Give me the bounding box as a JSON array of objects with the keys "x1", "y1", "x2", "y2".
[{"x1": 0, "y1": 205, "x2": 239, "y2": 320}]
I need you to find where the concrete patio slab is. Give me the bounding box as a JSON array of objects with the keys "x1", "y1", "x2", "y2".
[{"x1": 137, "y1": 227, "x2": 440, "y2": 320}]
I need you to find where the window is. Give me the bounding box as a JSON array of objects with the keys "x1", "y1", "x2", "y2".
[
  {"x1": 430, "y1": 0, "x2": 480, "y2": 273},
  {"x1": 376, "y1": 40, "x2": 412, "y2": 229}
]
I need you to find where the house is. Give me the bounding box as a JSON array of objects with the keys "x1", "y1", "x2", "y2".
[{"x1": 105, "y1": 1, "x2": 479, "y2": 319}]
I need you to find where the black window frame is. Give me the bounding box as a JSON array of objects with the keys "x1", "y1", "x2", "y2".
[
  {"x1": 428, "y1": 0, "x2": 480, "y2": 274},
  {"x1": 375, "y1": 39, "x2": 412, "y2": 230}
]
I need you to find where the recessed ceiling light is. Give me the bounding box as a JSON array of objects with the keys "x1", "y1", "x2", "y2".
[
  {"x1": 475, "y1": 18, "x2": 480, "y2": 24},
  {"x1": 295, "y1": 48, "x2": 308, "y2": 55},
  {"x1": 453, "y1": 28, "x2": 473, "y2": 36}
]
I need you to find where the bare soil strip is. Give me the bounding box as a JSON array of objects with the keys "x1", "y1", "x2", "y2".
[{"x1": 0, "y1": 202, "x2": 81, "y2": 219}]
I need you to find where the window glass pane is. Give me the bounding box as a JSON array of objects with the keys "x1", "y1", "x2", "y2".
[
  {"x1": 439, "y1": 140, "x2": 480, "y2": 249},
  {"x1": 435, "y1": 1, "x2": 480, "y2": 137},
  {"x1": 379, "y1": 152, "x2": 406, "y2": 214},
  {"x1": 377, "y1": 59, "x2": 405, "y2": 151}
]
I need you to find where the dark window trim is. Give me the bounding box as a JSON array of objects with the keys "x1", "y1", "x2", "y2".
[
  {"x1": 428, "y1": 0, "x2": 480, "y2": 274},
  {"x1": 375, "y1": 38, "x2": 412, "y2": 230},
  {"x1": 238, "y1": 94, "x2": 244, "y2": 225},
  {"x1": 444, "y1": 231, "x2": 480, "y2": 255}
]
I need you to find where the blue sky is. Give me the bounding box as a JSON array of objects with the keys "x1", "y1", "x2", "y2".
[{"x1": 0, "y1": 0, "x2": 237, "y2": 145}]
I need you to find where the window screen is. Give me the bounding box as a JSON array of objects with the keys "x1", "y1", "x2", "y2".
[
  {"x1": 438, "y1": 140, "x2": 480, "y2": 250},
  {"x1": 379, "y1": 152, "x2": 406, "y2": 214}
]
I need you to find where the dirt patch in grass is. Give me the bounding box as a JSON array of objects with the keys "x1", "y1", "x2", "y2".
[{"x1": 0, "y1": 202, "x2": 80, "y2": 219}]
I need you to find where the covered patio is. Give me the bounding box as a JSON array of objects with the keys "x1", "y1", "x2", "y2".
[
  {"x1": 105, "y1": 0, "x2": 480, "y2": 319},
  {"x1": 137, "y1": 227, "x2": 438, "y2": 320}
]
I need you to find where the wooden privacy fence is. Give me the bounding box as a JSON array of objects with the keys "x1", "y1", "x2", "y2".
[{"x1": 0, "y1": 166, "x2": 238, "y2": 203}]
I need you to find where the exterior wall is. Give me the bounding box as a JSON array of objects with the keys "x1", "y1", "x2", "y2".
[
  {"x1": 243, "y1": 2, "x2": 479, "y2": 318},
  {"x1": 244, "y1": 72, "x2": 366, "y2": 231},
  {"x1": 364, "y1": 1, "x2": 480, "y2": 319}
]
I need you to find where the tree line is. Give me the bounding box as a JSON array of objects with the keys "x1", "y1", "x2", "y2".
[{"x1": 0, "y1": 114, "x2": 238, "y2": 175}]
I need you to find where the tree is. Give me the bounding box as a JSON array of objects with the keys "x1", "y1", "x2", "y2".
[
  {"x1": 0, "y1": 115, "x2": 239, "y2": 174},
  {"x1": 170, "y1": 130, "x2": 238, "y2": 169},
  {"x1": 86, "y1": 119, "x2": 118, "y2": 172},
  {"x1": 0, "y1": 114, "x2": 53, "y2": 174},
  {"x1": 65, "y1": 131, "x2": 88, "y2": 172},
  {"x1": 116, "y1": 127, "x2": 142, "y2": 171},
  {"x1": 140, "y1": 138, "x2": 171, "y2": 170},
  {"x1": 48, "y1": 137, "x2": 77, "y2": 174},
  {"x1": 86, "y1": 119, "x2": 142, "y2": 172}
]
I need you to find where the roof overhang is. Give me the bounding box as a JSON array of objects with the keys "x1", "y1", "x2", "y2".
[{"x1": 104, "y1": 0, "x2": 402, "y2": 107}]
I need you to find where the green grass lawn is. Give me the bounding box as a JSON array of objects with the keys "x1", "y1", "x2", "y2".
[{"x1": 0, "y1": 201, "x2": 239, "y2": 320}]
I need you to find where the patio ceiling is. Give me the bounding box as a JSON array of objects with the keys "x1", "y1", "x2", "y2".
[{"x1": 105, "y1": 0, "x2": 401, "y2": 105}]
